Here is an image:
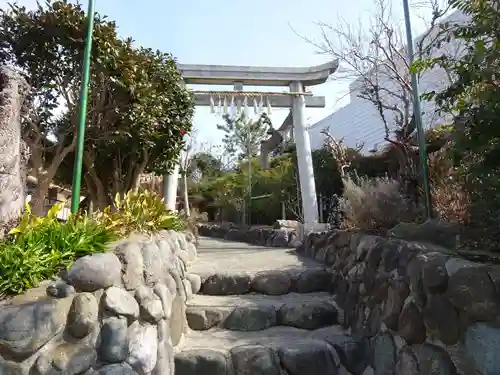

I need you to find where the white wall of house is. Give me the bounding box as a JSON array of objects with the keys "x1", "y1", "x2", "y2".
[{"x1": 308, "y1": 10, "x2": 469, "y2": 154}]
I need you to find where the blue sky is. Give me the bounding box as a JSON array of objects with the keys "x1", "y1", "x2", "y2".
[{"x1": 2, "y1": 0, "x2": 433, "y2": 147}]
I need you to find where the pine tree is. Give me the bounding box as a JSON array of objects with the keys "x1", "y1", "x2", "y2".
[{"x1": 216, "y1": 112, "x2": 272, "y2": 161}]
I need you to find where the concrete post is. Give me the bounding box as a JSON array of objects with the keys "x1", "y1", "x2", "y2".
[
  {"x1": 290, "y1": 81, "x2": 318, "y2": 233},
  {"x1": 163, "y1": 163, "x2": 179, "y2": 212}
]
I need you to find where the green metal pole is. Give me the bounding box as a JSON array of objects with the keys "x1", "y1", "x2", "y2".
[
  {"x1": 71, "y1": 0, "x2": 96, "y2": 214},
  {"x1": 247, "y1": 122, "x2": 252, "y2": 228},
  {"x1": 402, "y1": 0, "x2": 433, "y2": 219}
]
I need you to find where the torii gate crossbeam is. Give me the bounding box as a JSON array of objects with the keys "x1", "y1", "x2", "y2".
[{"x1": 167, "y1": 60, "x2": 339, "y2": 235}]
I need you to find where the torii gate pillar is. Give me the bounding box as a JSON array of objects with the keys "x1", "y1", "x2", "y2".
[
  {"x1": 290, "y1": 81, "x2": 318, "y2": 231},
  {"x1": 163, "y1": 164, "x2": 179, "y2": 212}
]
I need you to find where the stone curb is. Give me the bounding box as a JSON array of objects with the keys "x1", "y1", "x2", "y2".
[{"x1": 197, "y1": 223, "x2": 301, "y2": 248}]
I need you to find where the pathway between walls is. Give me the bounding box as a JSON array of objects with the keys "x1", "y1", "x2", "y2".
[{"x1": 174, "y1": 237, "x2": 364, "y2": 375}]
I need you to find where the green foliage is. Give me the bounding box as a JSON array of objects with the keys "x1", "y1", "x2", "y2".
[
  {"x1": 0, "y1": 1, "x2": 193, "y2": 208},
  {"x1": 191, "y1": 143, "x2": 348, "y2": 225},
  {"x1": 95, "y1": 189, "x2": 186, "y2": 237},
  {"x1": 413, "y1": 0, "x2": 500, "y2": 245},
  {"x1": 190, "y1": 151, "x2": 224, "y2": 178},
  {"x1": 216, "y1": 113, "x2": 271, "y2": 160},
  {"x1": 0, "y1": 204, "x2": 116, "y2": 296}
]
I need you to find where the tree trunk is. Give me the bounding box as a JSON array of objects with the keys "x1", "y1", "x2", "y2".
[
  {"x1": 0, "y1": 68, "x2": 29, "y2": 236},
  {"x1": 30, "y1": 179, "x2": 50, "y2": 217},
  {"x1": 84, "y1": 151, "x2": 109, "y2": 210},
  {"x1": 182, "y1": 172, "x2": 190, "y2": 217}
]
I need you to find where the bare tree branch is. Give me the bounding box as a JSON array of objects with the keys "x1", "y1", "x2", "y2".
[
  {"x1": 291, "y1": 0, "x2": 453, "y2": 144},
  {"x1": 292, "y1": 0, "x2": 458, "y2": 184}
]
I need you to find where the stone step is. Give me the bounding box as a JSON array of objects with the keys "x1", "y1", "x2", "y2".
[
  {"x1": 174, "y1": 326, "x2": 371, "y2": 375},
  {"x1": 186, "y1": 292, "x2": 341, "y2": 331},
  {"x1": 198, "y1": 268, "x2": 332, "y2": 296}
]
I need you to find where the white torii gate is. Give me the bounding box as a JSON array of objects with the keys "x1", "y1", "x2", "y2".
[{"x1": 165, "y1": 60, "x2": 339, "y2": 234}]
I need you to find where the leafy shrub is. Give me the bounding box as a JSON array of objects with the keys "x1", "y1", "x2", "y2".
[
  {"x1": 0, "y1": 203, "x2": 116, "y2": 296},
  {"x1": 95, "y1": 189, "x2": 186, "y2": 237},
  {"x1": 340, "y1": 176, "x2": 422, "y2": 234}
]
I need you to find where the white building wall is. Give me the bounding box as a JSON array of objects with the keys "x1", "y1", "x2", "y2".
[{"x1": 309, "y1": 10, "x2": 469, "y2": 153}]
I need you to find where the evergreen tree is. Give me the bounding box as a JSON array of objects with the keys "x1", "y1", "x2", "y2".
[{"x1": 216, "y1": 112, "x2": 272, "y2": 161}]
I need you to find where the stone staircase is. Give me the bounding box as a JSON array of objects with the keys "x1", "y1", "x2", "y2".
[{"x1": 174, "y1": 238, "x2": 368, "y2": 375}]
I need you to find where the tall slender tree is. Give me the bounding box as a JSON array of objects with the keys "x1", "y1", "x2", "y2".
[{"x1": 216, "y1": 112, "x2": 271, "y2": 162}]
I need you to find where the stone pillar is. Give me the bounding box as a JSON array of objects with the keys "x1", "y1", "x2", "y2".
[
  {"x1": 163, "y1": 163, "x2": 179, "y2": 212},
  {"x1": 290, "y1": 81, "x2": 318, "y2": 234},
  {"x1": 0, "y1": 67, "x2": 28, "y2": 237}
]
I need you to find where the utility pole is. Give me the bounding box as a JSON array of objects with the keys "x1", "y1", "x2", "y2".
[{"x1": 402, "y1": 0, "x2": 433, "y2": 219}]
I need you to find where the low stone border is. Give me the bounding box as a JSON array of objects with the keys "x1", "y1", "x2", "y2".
[
  {"x1": 197, "y1": 223, "x2": 299, "y2": 248},
  {"x1": 300, "y1": 229, "x2": 500, "y2": 375},
  {"x1": 0, "y1": 230, "x2": 199, "y2": 375}
]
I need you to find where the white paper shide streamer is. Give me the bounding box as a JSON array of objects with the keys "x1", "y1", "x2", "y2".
[
  {"x1": 266, "y1": 97, "x2": 272, "y2": 115},
  {"x1": 202, "y1": 92, "x2": 277, "y2": 117},
  {"x1": 243, "y1": 97, "x2": 249, "y2": 117},
  {"x1": 209, "y1": 95, "x2": 215, "y2": 114}
]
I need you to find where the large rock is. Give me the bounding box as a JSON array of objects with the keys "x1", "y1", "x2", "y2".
[
  {"x1": 46, "y1": 280, "x2": 75, "y2": 299},
  {"x1": 389, "y1": 220, "x2": 461, "y2": 249},
  {"x1": 202, "y1": 274, "x2": 252, "y2": 295},
  {"x1": 382, "y1": 281, "x2": 409, "y2": 331},
  {"x1": 66, "y1": 292, "x2": 98, "y2": 339},
  {"x1": 142, "y1": 238, "x2": 182, "y2": 289},
  {"x1": 114, "y1": 240, "x2": 145, "y2": 290},
  {"x1": 33, "y1": 342, "x2": 96, "y2": 375},
  {"x1": 98, "y1": 317, "x2": 129, "y2": 363},
  {"x1": 398, "y1": 301, "x2": 426, "y2": 345},
  {"x1": 141, "y1": 241, "x2": 165, "y2": 287},
  {"x1": 67, "y1": 253, "x2": 122, "y2": 292},
  {"x1": 465, "y1": 323, "x2": 500, "y2": 375},
  {"x1": 186, "y1": 274, "x2": 202, "y2": 295},
  {"x1": 152, "y1": 319, "x2": 174, "y2": 375},
  {"x1": 395, "y1": 346, "x2": 419, "y2": 375},
  {"x1": 372, "y1": 332, "x2": 396, "y2": 375},
  {"x1": 103, "y1": 287, "x2": 140, "y2": 319},
  {"x1": 0, "y1": 298, "x2": 71, "y2": 360},
  {"x1": 445, "y1": 266, "x2": 500, "y2": 321},
  {"x1": 186, "y1": 307, "x2": 223, "y2": 330},
  {"x1": 127, "y1": 321, "x2": 158, "y2": 374},
  {"x1": 223, "y1": 306, "x2": 277, "y2": 331},
  {"x1": 153, "y1": 283, "x2": 174, "y2": 320},
  {"x1": 135, "y1": 285, "x2": 164, "y2": 323},
  {"x1": 295, "y1": 269, "x2": 331, "y2": 293},
  {"x1": 416, "y1": 343, "x2": 457, "y2": 375},
  {"x1": 252, "y1": 271, "x2": 291, "y2": 295},
  {"x1": 231, "y1": 345, "x2": 282, "y2": 375},
  {"x1": 175, "y1": 349, "x2": 232, "y2": 375},
  {"x1": 96, "y1": 363, "x2": 138, "y2": 375},
  {"x1": 269, "y1": 230, "x2": 290, "y2": 247},
  {"x1": 278, "y1": 341, "x2": 339, "y2": 375},
  {"x1": 279, "y1": 302, "x2": 338, "y2": 329},
  {"x1": 422, "y1": 294, "x2": 460, "y2": 345},
  {"x1": 320, "y1": 333, "x2": 370, "y2": 375}
]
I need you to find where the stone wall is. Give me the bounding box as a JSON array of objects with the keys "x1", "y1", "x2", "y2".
[
  {"x1": 300, "y1": 230, "x2": 500, "y2": 375},
  {"x1": 197, "y1": 223, "x2": 300, "y2": 248},
  {"x1": 0, "y1": 230, "x2": 200, "y2": 375}
]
